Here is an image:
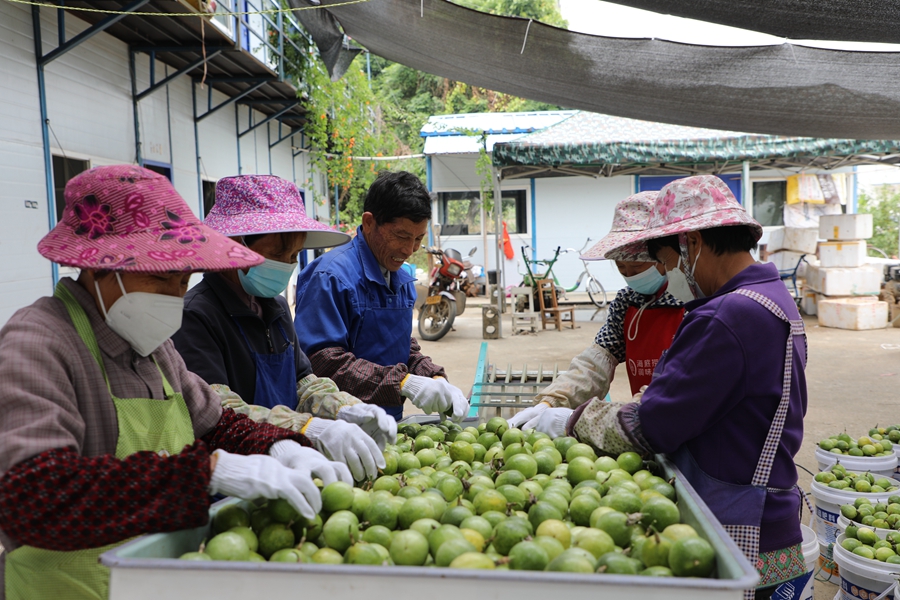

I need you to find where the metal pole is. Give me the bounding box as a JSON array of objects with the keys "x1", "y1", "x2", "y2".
[
  {"x1": 165, "y1": 64, "x2": 174, "y2": 185},
  {"x1": 33, "y1": 5, "x2": 59, "y2": 287},
  {"x1": 742, "y1": 160, "x2": 752, "y2": 215},
  {"x1": 129, "y1": 50, "x2": 142, "y2": 166},
  {"x1": 492, "y1": 167, "x2": 504, "y2": 334},
  {"x1": 235, "y1": 104, "x2": 242, "y2": 174},
  {"x1": 267, "y1": 121, "x2": 273, "y2": 174},
  {"x1": 192, "y1": 80, "x2": 203, "y2": 217},
  {"x1": 366, "y1": 51, "x2": 372, "y2": 88}
]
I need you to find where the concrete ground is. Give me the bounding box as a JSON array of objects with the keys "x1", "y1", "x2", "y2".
[{"x1": 415, "y1": 294, "x2": 899, "y2": 599}]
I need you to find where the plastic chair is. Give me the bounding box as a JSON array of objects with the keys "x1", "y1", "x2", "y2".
[
  {"x1": 778, "y1": 254, "x2": 808, "y2": 301},
  {"x1": 535, "y1": 279, "x2": 575, "y2": 331}
]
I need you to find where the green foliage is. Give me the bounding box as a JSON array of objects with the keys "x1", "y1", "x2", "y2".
[
  {"x1": 278, "y1": 0, "x2": 569, "y2": 228},
  {"x1": 858, "y1": 187, "x2": 900, "y2": 258},
  {"x1": 452, "y1": 0, "x2": 568, "y2": 28}
]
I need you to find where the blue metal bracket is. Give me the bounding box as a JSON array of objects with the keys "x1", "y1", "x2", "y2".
[
  {"x1": 239, "y1": 102, "x2": 298, "y2": 138},
  {"x1": 196, "y1": 79, "x2": 271, "y2": 122},
  {"x1": 133, "y1": 48, "x2": 225, "y2": 101},
  {"x1": 37, "y1": 0, "x2": 152, "y2": 66},
  {"x1": 269, "y1": 121, "x2": 302, "y2": 149}
]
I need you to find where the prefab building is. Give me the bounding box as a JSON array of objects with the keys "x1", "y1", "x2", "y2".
[{"x1": 0, "y1": 0, "x2": 325, "y2": 326}]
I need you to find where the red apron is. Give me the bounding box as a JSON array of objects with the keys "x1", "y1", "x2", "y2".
[{"x1": 623, "y1": 304, "x2": 685, "y2": 395}]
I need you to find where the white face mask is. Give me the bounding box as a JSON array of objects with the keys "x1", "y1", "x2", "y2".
[
  {"x1": 95, "y1": 273, "x2": 184, "y2": 357},
  {"x1": 665, "y1": 256, "x2": 697, "y2": 304},
  {"x1": 688, "y1": 245, "x2": 706, "y2": 299}
]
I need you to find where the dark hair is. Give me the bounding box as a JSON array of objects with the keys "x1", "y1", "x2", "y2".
[
  {"x1": 243, "y1": 231, "x2": 305, "y2": 254},
  {"x1": 647, "y1": 235, "x2": 680, "y2": 262},
  {"x1": 699, "y1": 225, "x2": 758, "y2": 255},
  {"x1": 363, "y1": 171, "x2": 432, "y2": 225}
]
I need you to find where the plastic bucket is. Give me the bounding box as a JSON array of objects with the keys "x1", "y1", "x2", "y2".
[
  {"x1": 810, "y1": 480, "x2": 900, "y2": 548},
  {"x1": 837, "y1": 515, "x2": 895, "y2": 540},
  {"x1": 816, "y1": 447, "x2": 898, "y2": 479},
  {"x1": 832, "y1": 534, "x2": 900, "y2": 600}
]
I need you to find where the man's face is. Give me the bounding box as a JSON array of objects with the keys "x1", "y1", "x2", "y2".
[{"x1": 361, "y1": 212, "x2": 428, "y2": 272}]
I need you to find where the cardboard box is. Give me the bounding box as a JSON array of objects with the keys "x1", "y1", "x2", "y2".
[
  {"x1": 805, "y1": 264, "x2": 882, "y2": 297},
  {"x1": 767, "y1": 250, "x2": 808, "y2": 277},
  {"x1": 818, "y1": 240, "x2": 867, "y2": 268},
  {"x1": 819, "y1": 214, "x2": 873, "y2": 241},
  {"x1": 891, "y1": 302, "x2": 900, "y2": 328},
  {"x1": 818, "y1": 297, "x2": 888, "y2": 330},
  {"x1": 767, "y1": 227, "x2": 819, "y2": 254},
  {"x1": 800, "y1": 284, "x2": 818, "y2": 316}
]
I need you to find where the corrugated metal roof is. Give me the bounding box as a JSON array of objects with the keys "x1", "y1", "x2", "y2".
[{"x1": 421, "y1": 111, "x2": 576, "y2": 155}]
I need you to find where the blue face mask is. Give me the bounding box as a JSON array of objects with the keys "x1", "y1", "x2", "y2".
[
  {"x1": 238, "y1": 258, "x2": 296, "y2": 298},
  {"x1": 624, "y1": 265, "x2": 667, "y2": 296}
]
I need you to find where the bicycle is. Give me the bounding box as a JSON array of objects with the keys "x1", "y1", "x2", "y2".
[{"x1": 518, "y1": 238, "x2": 607, "y2": 309}]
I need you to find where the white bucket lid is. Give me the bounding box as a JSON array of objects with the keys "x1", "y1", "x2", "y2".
[
  {"x1": 837, "y1": 515, "x2": 894, "y2": 539},
  {"x1": 816, "y1": 447, "x2": 899, "y2": 472},
  {"x1": 810, "y1": 478, "x2": 900, "y2": 507},
  {"x1": 833, "y1": 533, "x2": 900, "y2": 586}
]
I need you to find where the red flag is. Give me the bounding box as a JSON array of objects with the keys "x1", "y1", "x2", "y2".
[{"x1": 501, "y1": 221, "x2": 514, "y2": 260}]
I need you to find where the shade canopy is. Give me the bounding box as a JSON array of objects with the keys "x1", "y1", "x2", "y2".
[{"x1": 321, "y1": 0, "x2": 900, "y2": 139}]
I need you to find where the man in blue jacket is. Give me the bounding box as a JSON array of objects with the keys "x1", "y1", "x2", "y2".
[{"x1": 294, "y1": 171, "x2": 468, "y2": 422}]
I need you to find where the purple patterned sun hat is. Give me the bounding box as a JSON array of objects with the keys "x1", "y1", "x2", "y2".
[
  {"x1": 37, "y1": 165, "x2": 264, "y2": 273},
  {"x1": 604, "y1": 175, "x2": 763, "y2": 261},
  {"x1": 581, "y1": 191, "x2": 656, "y2": 262},
  {"x1": 206, "y1": 175, "x2": 351, "y2": 249}
]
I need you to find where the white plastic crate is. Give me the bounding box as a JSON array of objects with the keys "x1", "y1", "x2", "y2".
[
  {"x1": 767, "y1": 227, "x2": 819, "y2": 254},
  {"x1": 818, "y1": 241, "x2": 867, "y2": 268},
  {"x1": 805, "y1": 264, "x2": 881, "y2": 296},
  {"x1": 817, "y1": 297, "x2": 888, "y2": 330},
  {"x1": 818, "y1": 214, "x2": 873, "y2": 241}
]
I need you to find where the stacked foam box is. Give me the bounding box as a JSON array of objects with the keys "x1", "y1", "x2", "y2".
[
  {"x1": 812, "y1": 214, "x2": 888, "y2": 329},
  {"x1": 765, "y1": 226, "x2": 818, "y2": 282}
]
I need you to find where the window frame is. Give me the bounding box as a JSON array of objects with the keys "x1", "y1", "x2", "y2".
[{"x1": 435, "y1": 188, "x2": 528, "y2": 236}]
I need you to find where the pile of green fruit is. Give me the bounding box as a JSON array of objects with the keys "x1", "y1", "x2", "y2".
[
  {"x1": 818, "y1": 431, "x2": 894, "y2": 457},
  {"x1": 813, "y1": 464, "x2": 898, "y2": 493},
  {"x1": 181, "y1": 417, "x2": 717, "y2": 578},
  {"x1": 840, "y1": 496, "x2": 900, "y2": 531},
  {"x1": 839, "y1": 526, "x2": 900, "y2": 564}
]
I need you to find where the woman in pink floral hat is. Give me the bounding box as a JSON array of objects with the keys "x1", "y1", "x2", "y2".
[
  {"x1": 567, "y1": 175, "x2": 808, "y2": 599},
  {"x1": 0, "y1": 165, "x2": 350, "y2": 600},
  {"x1": 173, "y1": 174, "x2": 394, "y2": 483},
  {"x1": 508, "y1": 192, "x2": 686, "y2": 434}
]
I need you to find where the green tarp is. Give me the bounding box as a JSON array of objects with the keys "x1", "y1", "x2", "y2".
[{"x1": 492, "y1": 112, "x2": 900, "y2": 178}]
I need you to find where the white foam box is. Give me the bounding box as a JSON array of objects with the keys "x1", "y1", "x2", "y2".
[
  {"x1": 818, "y1": 240, "x2": 867, "y2": 268},
  {"x1": 767, "y1": 250, "x2": 808, "y2": 277},
  {"x1": 767, "y1": 226, "x2": 819, "y2": 254},
  {"x1": 818, "y1": 213, "x2": 873, "y2": 241},
  {"x1": 800, "y1": 284, "x2": 818, "y2": 316},
  {"x1": 805, "y1": 263, "x2": 882, "y2": 296},
  {"x1": 817, "y1": 297, "x2": 888, "y2": 330}
]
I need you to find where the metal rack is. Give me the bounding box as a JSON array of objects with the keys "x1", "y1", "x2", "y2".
[{"x1": 468, "y1": 342, "x2": 564, "y2": 421}]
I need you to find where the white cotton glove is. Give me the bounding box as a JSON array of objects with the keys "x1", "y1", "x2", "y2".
[
  {"x1": 269, "y1": 439, "x2": 352, "y2": 486},
  {"x1": 533, "y1": 407, "x2": 575, "y2": 439},
  {"x1": 302, "y1": 419, "x2": 385, "y2": 481},
  {"x1": 337, "y1": 403, "x2": 398, "y2": 450},
  {"x1": 400, "y1": 375, "x2": 469, "y2": 422},
  {"x1": 208, "y1": 449, "x2": 321, "y2": 520},
  {"x1": 508, "y1": 401, "x2": 550, "y2": 429}
]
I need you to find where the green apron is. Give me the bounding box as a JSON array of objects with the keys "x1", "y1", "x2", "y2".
[{"x1": 5, "y1": 283, "x2": 196, "y2": 600}]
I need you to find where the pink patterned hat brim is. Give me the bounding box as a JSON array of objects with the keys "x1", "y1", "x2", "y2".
[
  {"x1": 582, "y1": 191, "x2": 657, "y2": 262},
  {"x1": 581, "y1": 231, "x2": 653, "y2": 262},
  {"x1": 37, "y1": 165, "x2": 264, "y2": 273},
  {"x1": 206, "y1": 175, "x2": 351, "y2": 250}
]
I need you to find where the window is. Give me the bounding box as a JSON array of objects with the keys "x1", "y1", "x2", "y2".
[
  {"x1": 752, "y1": 181, "x2": 787, "y2": 227},
  {"x1": 143, "y1": 162, "x2": 172, "y2": 181},
  {"x1": 202, "y1": 180, "x2": 217, "y2": 217},
  {"x1": 437, "y1": 190, "x2": 527, "y2": 235},
  {"x1": 52, "y1": 155, "x2": 91, "y2": 223}
]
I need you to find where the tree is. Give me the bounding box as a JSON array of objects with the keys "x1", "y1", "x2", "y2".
[{"x1": 858, "y1": 187, "x2": 900, "y2": 258}]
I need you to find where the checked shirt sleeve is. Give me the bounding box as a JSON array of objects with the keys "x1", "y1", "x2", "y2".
[
  {"x1": 308, "y1": 346, "x2": 409, "y2": 407},
  {"x1": 593, "y1": 289, "x2": 631, "y2": 364},
  {"x1": 0, "y1": 444, "x2": 213, "y2": 551}
]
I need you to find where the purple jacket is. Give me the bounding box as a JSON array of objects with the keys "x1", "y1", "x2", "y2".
[{"x1": 638, "y1": 262, "x2": 807, "y2": 553}]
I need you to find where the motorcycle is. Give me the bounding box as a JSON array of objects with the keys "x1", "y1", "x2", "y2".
[{"x1": 417, "y1": 246, "x2": 477, "y2": 341}]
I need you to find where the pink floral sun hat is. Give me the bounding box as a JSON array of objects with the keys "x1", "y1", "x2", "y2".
[
  {"x1": 37, "y1": 165, "x2": 264, "y2": 273},
  {"x1": 580, "y1": 191, "x2": 657, "y2": 262},
  {"x1": 604, "y1": 175, "x2": 763, "y2": 261},
  {"x1": 205, "y1": 175, "x2": 351, "y2": 249}
]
